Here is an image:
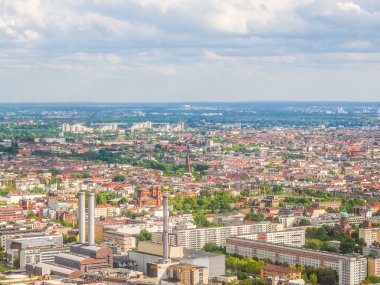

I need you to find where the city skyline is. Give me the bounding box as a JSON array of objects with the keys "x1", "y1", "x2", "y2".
[{"x1": 0, "y1": 0, "x2": 379, "y2": 102}]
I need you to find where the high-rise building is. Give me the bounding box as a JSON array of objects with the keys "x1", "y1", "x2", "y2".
[{"x1": 61, "y1": 123, "x2": 70, "y2": 132}]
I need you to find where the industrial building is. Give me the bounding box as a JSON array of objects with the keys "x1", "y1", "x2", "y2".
[
  {"x1": 128, "y1": 196, "x2": 225, "y2": 284},
  {"x1": 6, "y1": 234, "x2": 65, "y2": 268},
  {"x1": 26, "y1": 192, "x2": 113, "y2": 278}
]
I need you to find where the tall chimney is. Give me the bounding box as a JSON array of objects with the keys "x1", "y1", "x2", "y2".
[
  {"x1": 163, "y1": 195, "x2": 169, "y2": 263},
  {"x1": 88, "y1": 193, "x2": 95, "y2": 245},
  {"x1": 78, "y1": 192, "x2": 86, "y2": 244}
]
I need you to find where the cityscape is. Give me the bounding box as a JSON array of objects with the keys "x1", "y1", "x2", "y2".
[
  {"x1": 1, "y1": 1, "x2": 380, "y2": 285},
  {"x1": 0, "y1": 103, "x2": 377, "y2": 285}
]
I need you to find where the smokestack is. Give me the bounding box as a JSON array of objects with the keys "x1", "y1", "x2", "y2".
[
  {"x1": 78, "y1": 192, "x2": 86, "y2": 244},
  {"x1": 88, "y1": 193, "x2": 95, "y2": 245},
  {"x1": 163, "y1": 195, "x2": 169, "y2": 263}
]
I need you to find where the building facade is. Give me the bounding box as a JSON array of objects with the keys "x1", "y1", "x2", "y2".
[
  {"x1": 103, "y1": 229, "x2": 137, "y2": 252},
  {"x1": 174, "y1": 222, "x2": 281, "y2": 250},
  {"x1": 226, "y1": 237, "x2": 366, "y2": 285},
  {"x1": 235, "y1": 229, "x2": 305, "y2": 247}
]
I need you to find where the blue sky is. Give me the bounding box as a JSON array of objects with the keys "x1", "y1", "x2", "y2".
[{"x1": 0, "y1": 0, "x2": 379, "y2": 102}]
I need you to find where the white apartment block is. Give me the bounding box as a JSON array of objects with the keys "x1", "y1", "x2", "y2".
[
  {"x1": 226, "y1": 237, "x2": 367, "y2": 285},
  {"x1": 94, "y1": 205, "x2": 120, "y2": 218},
  {"x1": 235, "y1": 229, "x2": 305, "y2": 247},
  {"x1": 173, "y1": 222, "x2": 282, "y2": 250}
]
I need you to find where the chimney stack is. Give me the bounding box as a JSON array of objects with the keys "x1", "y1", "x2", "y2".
[
  {"x1": 88, "y1": 193, "x2": 95, "y2": 245},
  {"x1": 162, "y1": 195, "x2": 169, "y2": 263},
  {"x1": 78, "y1": 192, "x2": 86, "y2": 244}
]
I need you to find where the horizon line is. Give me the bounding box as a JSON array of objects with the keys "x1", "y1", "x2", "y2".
[{"x1": 0, "y1": 100, "x2": 380, "y2": 104}]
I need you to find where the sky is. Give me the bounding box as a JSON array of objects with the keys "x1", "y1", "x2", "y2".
[{"x1": 0, "y1": 0, "x2": 380, "y2": 102}]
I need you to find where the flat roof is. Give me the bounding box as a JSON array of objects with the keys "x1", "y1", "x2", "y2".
[{"x1": 56, "y1": 253, "x2": 88, "y2": 262}]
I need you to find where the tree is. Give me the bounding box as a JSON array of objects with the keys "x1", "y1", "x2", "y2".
[
  {"x1": 96, "y1": 192, "x2": 107, "y2": 205},
  {"x1": 272, "y1": 185, "x2": 284, "y2": 194},
  {"x1": 203, "y1": 242, "x2": 225, "y2": 253},
  {"x1": 298, "y1": 219, "x2": 311, "y2": 226},
  {"x1": 363, "y1": 276, "x2": 380, "y2": 284},
  {"x1": 50, "y1": 168, "x2": 59, "y2": 176},
  {"x1": 240, "y1": 189, "x2": 251, "y2": 197},
  {"x1": 26, "y1": 211, "x2": 37, "y2": 219},
  {"x1": 138, "y1": 229, "x2": 152, "y2": 241},
  {"x1": 13, "y1": 257, "x2": 20, "y2": 269},
  {"x1": 112, "y1": 174, "x2": 125, "y2": 182},
  {"x1": 124, "y1": 210, "x2": 137, "y2": 219},
  {"x1": 67, "y1": 236, "x2": 77, "y2": 243},
  {"x1": 340, "y1": 238, "x2": 356, "y2": 254},
  {"x1": 305, "y1": 267, "x2": 338, "y2": 285},
  {"x1": 260, "y1": 181, "x2": 272, "y2": 195},
  {"x1": 309, "y1": 273, "x2": 318, "y2": 285},
  {"x1": 305, "y1": 239, "x2": 323, "y2": 250},
  {"x1": 244, "y1": 210, "x2": 265, "y2": 222},
  {"x1": 193, "y1": 212, "x2": 211, "y2": 227},
  {"x1": 301, "y1": 273, "x2": 309, "y2": 283}
]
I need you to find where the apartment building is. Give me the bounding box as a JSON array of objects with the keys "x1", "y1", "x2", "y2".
[
  {"x1": 103, "y1": 229, "x2": 137, "y2": 252},
  {"x1": 359, "y1": 227, "x2": 380, "y2": 246},
  {"x1": 235, "y1": 229, "x2": 305, "y2": 247},
  {"x1": 173, "y1": 222, "x2": 282, "y2": 250},
  {"x1": 226, "y1": 237, "x2": 367, "y2": 285},
  {"x1": 0, "y1": 206, "x2": 25, "y2": 222},
  {"x1": 94, "y1": 204, "x2": 120, "y2": 218},
  {"x1": 368, "y1": 257, "x2": 380, "y2": 277}
]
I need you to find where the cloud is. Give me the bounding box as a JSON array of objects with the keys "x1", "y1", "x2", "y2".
[
  {"x1": 0, "y1": 0, "x2": 380, "y2": 101},
  {"x1": 336, "y1": 2, "x2": 362, "y2": 13}
]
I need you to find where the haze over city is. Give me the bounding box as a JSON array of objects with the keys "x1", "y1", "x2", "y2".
[{"x1": 1, "y1": 0, "x2": 380, "y2": 102}]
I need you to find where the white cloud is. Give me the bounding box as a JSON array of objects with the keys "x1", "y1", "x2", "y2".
[
  {"x1": 0, "y1": 0, "x2": 380, "y2": 101},
  {"x1": 336, "y1": 2, "x2": 362, "y2": 13}
]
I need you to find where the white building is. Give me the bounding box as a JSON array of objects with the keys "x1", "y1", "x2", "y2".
[
  {"x1": 173, "y1": 222, "x2": 283, "y2": 250},
  {"x1": 226, "y1": 238, "x2": 367, "y2": 285},
  {"x1": 235, "y1": 229, "x2": 305, "y2": 247}
]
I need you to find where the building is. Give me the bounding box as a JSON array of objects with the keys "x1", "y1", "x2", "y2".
[
  {"x1": 260, "y1": 264, "x2": 302, "y2": 280},
  {"x1": 0, "y1": 194, "x2": 46, "y2": 204},
  {"x1": 368, "y1": 257, "x2": 380, "y2": 277},
  {"x1": 6, "y1": 234, "x2": 64, "y2": 268},
  {"x1": 0, "y1": 206, "x2": 25, "y2": 221},
  {"x1": 226, "y1": 237, "x2": 367, "y2": 285},
  {"x1": 0, "y1": 225, "x2": 42, "y2": 248},
  {"x1": 173, "y1": 222, "x2": 282, "y2": 250},
  {"x1": 20, "y1": 246, "x2": 70, "y2": 269},
  {"x1": 130, "y1": 121, "x2": 152, "y2": 131},
  {"x1": 185, "y1": 153, "x2": 191, "y2": 174},
  {"x1": 235, "y1": 229, "x2": 305, "y2": 247},
  {"x1": 136, "y1": 185, "x2": 163, "y2": 207},
  {"x1": 26, "y1": 193, "x2": 113, "y2": 278},
  {"x1": 161, "y1": 263, "x2": 209, "y2": 285},
  {"x1": 359, "y1": 227, "x2": 380, "y2": 246},
  {"x1": 103, "y1": 229, "x2": 137, "y2": 252},
  {"x1": 94, "y1": 204, "x2": 120, "y2": 218}
]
